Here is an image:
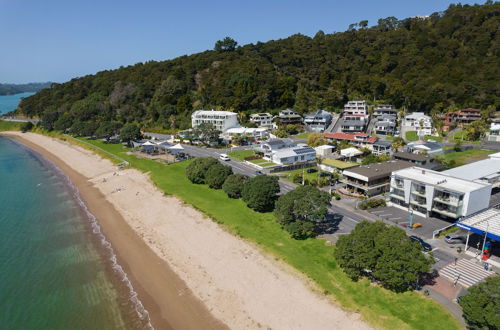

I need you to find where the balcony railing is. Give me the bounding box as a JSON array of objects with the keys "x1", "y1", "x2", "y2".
[{"x1": 433, "y1": 195, "x2": 460, "y2": 207}]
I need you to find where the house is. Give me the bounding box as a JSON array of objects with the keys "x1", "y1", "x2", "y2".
[
  {"x1": 259, "y1": 138, "x2": 297, "y2": 158},
  {"x1": 406, "y1": 140, "x2": 443, "y2": 155},
  {"x1": 249, "y1": 113, "x2": 273, "y2": 129},
  {"x1": 393, "y1": 152, "x2": 439, "y2": 169},
  {"x1": 304, "y1": 110, "x2": 332, "y2": 132},
  {"x1": 342, "y1": 160, "x2": 413, "y2": 197},
  {"x1": 319, "y1": 158, "x2": 358, "y2": 174},
  {"x1": 374, "y1": 115, "x2": 397, "y2": 135},
  {"x1": 270, "y1": 145, "x2": 316, "y2": 165},
  {"x1": 443, "y1": 152, "x2": 500, "y2": 189},
  {"x1": 373, "y1": 105, "x2": 397, "y2": 117},
  {"x1": 372, "y1": 141, "x2": 392, "y2": 156},
  {"x1": 389, "y1": 167, "x2": 492, "y2": 219},
  {"x1": 343, "y1": 100, "x2": 368, "y2": 115},
  {"x1": 191, "y1": 110, "x2": 239, "y2": 132},
  {"x1": 314, "y1": 144, "x2": 335, "y2": 157},
  {"x1": 403, "y1": 112, "x2": 432, "y2": 136},
  {"x1": 324, "y1": 132, "x2": 377, "y2": 149},
  {"x1": 340, "y1": 147, "x2": 363, "y2": 161},
  {"x1": 341, "y1": 114, "x2": 368, "y2": 133},
  {"x1": 277, "y1": 109, "x2": 303, "y2": 125},
  {"x1": 443, "y1": 108, "x2": 481, "y2": 131},
  {"x1": 486, "y1": 120, "x2": 500, "y2": 142},
  {"x1": 223, "y1": 127, "x2": 270, "y2": 142}
]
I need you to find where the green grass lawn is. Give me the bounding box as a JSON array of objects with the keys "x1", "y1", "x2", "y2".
[
  {"x1": 438, "y1": 149, "x2": 495, "y2": 166},
  {"x1": 405, "y1": 131, "x2": 418, "y2": 141},
  {"x1": 425, "y1": 135, "x2": 442, "y2": 142},
  {"x1": 450, "y1": 131, "x2": 481, "y2": 144},
  {"x1": 227, "y1": 149, "x2": 256, "y2": 160},
  {"x1": 294, "y1": 132, "x2": 310, "y2": 139},
  {"x1": 0, "y1": 120, "x2": 21, "y2": 131},
  {"x1": 249, "y1": 158, "x2": 267, "y2": 164},
  {"x1": 279, "y1": 167, "x2": 322, "y2": 183},
  {"x1": 71, "y1": 137, "x2": 461, "y2": 330}
]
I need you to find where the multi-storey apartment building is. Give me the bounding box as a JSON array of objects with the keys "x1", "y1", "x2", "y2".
[
  {"x1": 403, "y1": 112, "x2": 432, "y2": 136},
  {"x1": 249, "y1": 113, "x2": 273, "y2": 128},
  {"x1": 191, "y1": 110, "x2": 239, "y2": 132},
  {"x1": 373, "y1": 105, "x2": 397, "y2": 117},
  {"x1": 277, "y1": 109, "x2": 303, "y2": 125},
  {"x1": 304, "y1": 110, "x2": 333, "y2": 132},
  {"x1": 343, "y1": 100, "x2": 368, "y2": 115}
]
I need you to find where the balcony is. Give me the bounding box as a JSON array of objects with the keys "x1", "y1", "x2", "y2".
[
  {"x1": 410, "y1": 198, "x2": 426, "y2": 206},
  {"x1": 432, "y1": 207, "x2": 459, "y2": 218},
  {"x1": 433, "y1": 195, "x2": 460, "y2": 207},
  {"x1": 411, "y1": 188, "x2": 426, "y2": 197},
  {"x1": 390, "y1": 193, "x2": 405, "y2": 201}
]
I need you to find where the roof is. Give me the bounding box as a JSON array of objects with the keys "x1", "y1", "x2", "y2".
[
  {"x1": 375, "y1": 121, "x2": 395, "y2": 127},
  {"x1": 392, "y1": 167, "x2": 491, "y2": 193},
  {"x1": 225, "y1": 127, "x2": 268, "y2": 134},
  {"x1": 266, "y1": 138, "x2": 286, "y2": 146},
  {"x1": 456, "y1": 205, "x2": 500, "y2": 241},
  {"x1": 192, "y1": 109, "x2": 236, "y2": 116},
  {"x1": 250, "y1": 113, "x2": 272, "y2": 118},
  {"x1": 393, "y1": 152, "x2": 428, "y2": 162},
  {"x1": 273, "y1": 146, "x2": 316, "y2": 158},
  {"x1": 343, "y1": 160, "x2": 413, "y2": 181},
  {"x1": 405, "y1": 112, "x2": 430, "y2": 120},
  {"x1": 324, "y1": 132, "x2": 377, "y2": 144},
  {"x1": 315, "y1": 144, "x2": 335, "y2": 150},
  {"x1": 341, "y1": 147, "x2": 362, "y2": 157},
  {"x1": 443, "y1": 152, "x2": 500, "y2": 183},
  {"x1": 322, "y1": 158, "x2": 358, "y2": 169},
  {"x1": 342, "y1": 120, "x2": 366, "y2": 126},
  {"x1": 374, "y1": 141, "x2": 392, "y2": 148},
  {"x1": 305, "y1": 110, "x2": 332, "y2": 119}
]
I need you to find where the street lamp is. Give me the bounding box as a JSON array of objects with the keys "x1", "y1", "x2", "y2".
[{"x1": 408, "y1": 209, "x2": 414, "y2": 229}]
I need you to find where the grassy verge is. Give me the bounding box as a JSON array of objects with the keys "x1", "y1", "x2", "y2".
[
  {"x1": 294, "y1": 132, "x2": 310, "y2": 139},
  {"x1": 450, "y1": 131, "x2": 481, "y2": 144},
  {"x1": 437, "y1": 226, "x2": 459, "y2": 238},
  {"x1": 425, "y1": 135, "x2": 442, "y2": 142},
  {"x1": 0, "y1": 120, "x2": 21, "y2": 131},
  {"x1": 437, "y1": 149, "x2": 495, "y2": 166},
  {"x1": 228, "y1": 149, "x2": 256, "y2": 160},
  {"x1": 280, "y1": 167, "x2": 322, "y2": 183},
  {"x1": 53, "y1": 136, "x2": 463, "y2": 330},
  {"x1": 405, "y1": 131, "x2": 418, "y2": 141}
]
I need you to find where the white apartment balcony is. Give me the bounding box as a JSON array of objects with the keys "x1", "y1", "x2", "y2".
[
  {"x1": 433, "y1": 195, "x2": 461, "y2": 207},
  {"x1": 432, "y1": 206, "x2": 459, "y2": 218}
]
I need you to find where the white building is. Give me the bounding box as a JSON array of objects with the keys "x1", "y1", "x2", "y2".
[
  {"x1": 344, "y1": 100, "x2": 368, "y2": 115},
  {"x1": 403, "y1": 112, "x2": 432, "y2": 136},
  {"x1": 487, "y1": 121, "x2": 500, "y2": 142},
  {"x1": 443, "y1": 152, "x2": 500, "y2": 188},
  {"x1": 223, "y1": 127, "x2": 270, "y2": 141},
  {"x1": 373, "y1": 105, "x2": 397, "y2": 117},
  {"x1": 270, "y1": 145, "x2": 316, "y2": 165},
  {"x1": 390, "y1": 167, "x2": 492, "y2": 220},
  {"x1": 314, "y1": 144, "x2": 335, "y2": 157},
  {"x1": 191, "y1": 110, "x2": 239, "y2": 132},
  {"x1": 249, "y1": 113, "x2": 273, "y2": 129}
]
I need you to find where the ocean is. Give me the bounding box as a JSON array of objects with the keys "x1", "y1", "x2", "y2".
[
  {"x1": 0, "y1": 92, "x2": 35, "y2": 114},
  {"x1": 0, "y1": 137, "x2": 151, "y2": 329}
]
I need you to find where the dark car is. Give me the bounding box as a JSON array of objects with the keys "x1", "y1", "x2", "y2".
[
  {"x1": 255, "y1": 170, "x2": 263, "y2": 175},
  {"x1": 306, "y1": 168, "x2": 318, "y2": 173},
  {"x1": 410, "y1": 235, "x2": 432, "y2": 252}
]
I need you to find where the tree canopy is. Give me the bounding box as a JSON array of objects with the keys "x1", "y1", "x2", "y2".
[
  {"x1": 205, "y1": 163, "x2": 233, "y2": 189},
  {"x1": 459, "y1": 275, "x2": 500, "y2": 330},
  {"x1": 241, "y1": 175, "x2": 280, "y2": 212},
  {"x1": 222, "y1": 173, "x2": 249, "y2": 198},
  {"x1": 119, "y1": 124, "x2": 142, "y2": 143},
  {"x1": 185, "y1": 157, "x2": 219, "y2": 184},
  {"x1": 17, "y1": 3, "x2": 499, "y2": 132}
]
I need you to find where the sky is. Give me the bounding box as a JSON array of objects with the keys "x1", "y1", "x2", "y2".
[{"x1": 0, "y1": 0, "x2": 481, "y2": 84}]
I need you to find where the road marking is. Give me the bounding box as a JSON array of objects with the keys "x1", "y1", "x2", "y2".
[
  {"x1": 371, "y1": 210, "x2": 385, "y2": 214},
  {"x1": 378, "y1": 213, "x2": 392, "y2": 217},
  {"x1": 342, "y1": 216, "x2": 359, "y2": 224},
  {"x1": 431, "y1": 247, "x2": 439, "y2": 252},
  {"x1": 388, "y1": 217, "x2": 401, "y2": 220}
]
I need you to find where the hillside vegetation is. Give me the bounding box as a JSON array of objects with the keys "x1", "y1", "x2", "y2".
[
  {"x1": 18, "y1": 2, "x2": 499, "y2": 132},
  {"x1": 0, "y1": 82, "x2": 52, "y2": 95}
]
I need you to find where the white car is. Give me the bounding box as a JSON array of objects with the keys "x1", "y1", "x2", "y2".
[{"x1": 219, "y1": 154, "x2": 230, "y2": 161}]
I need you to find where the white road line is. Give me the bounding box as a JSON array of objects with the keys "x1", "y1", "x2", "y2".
[
  {"x1": 431, "y1": 247, "x2": 439, "y2": 252},
  {"x1": 371, "y1": 210, "x2": 385, "y2": 214},
  {"x1": 343, "y1": 216, "x2": 359, "y2": 224},
  {"x1": 388, "y1": 217, "x2": 401, "y2": 220},
  {"x1": 379, "y1": 213, "x2": 392, "y2": 217}
]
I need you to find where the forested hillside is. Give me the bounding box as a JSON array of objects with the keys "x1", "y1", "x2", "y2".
[
  {"x1": 19, "y1": 2, "x2": 499, "y2": 132},
  {"x1": 0, "y1": 82, "x2": 52, "y2": 95}
]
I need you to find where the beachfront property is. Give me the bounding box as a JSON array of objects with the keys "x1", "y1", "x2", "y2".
[
  {"x1": 277, "y1": 109, "x2": 303, "y2": 125},
  {"x1": 486, "y1": 120, "x2": 500, "y2": 142},
  {"x1": 372, "y1": 141, "x2": 392, "y2": 156},
  {"x1": 442, "y1": 108, "x2": 481, "y2": 132},
  {"x1": 406, "y1": 140, "x2": 443, "y2": 155},
  {"x1": 393, "y1": 151, "x2": 442, "y2": 170},
  {"x1": 249, "y1": 113, "x2": 273, "y2": 129},
  {"x1": 343, "y1": 100, "x2": 368, "y2": 115},
  {"x1": 342, "y1": 160, "x2": 413, "y2": 197},
  {"x1": 191, "y1": 110, "x2": 239, "y2": 132},
  {"x1": 319, "y1": 158, "x2": 358, "y2": 174},
  {"x1": 341, "y1": 114, "x2": 368, "y2": 133},
  {"x1": 389, "y1": 167, "x2": 492, "y2": 219},
  {"x1": 303, "y1": 110, "x2": 333, "y2": 132},
  {"x1": 403, "y1": 112, "x2": 433, "y2": 136},
  {"x1": 259, "y1": 138, "x2": 297, "y2": 158},
  {"x1": 374, "y1": 114, "x2": 397, "y2": 135},
  {"x1": 443, "y1": 152, "x2": 500, "y2": 189},
  {"x1": 324, "y1": 132, "x2": 377, "y2": 149},
  {"x1": 373, "y1": 104, "x2": 397, "y2": 117},
  {"x1": 270, "y1": 145, "x2": 316, "y2": 165},
  {"x1": 314, "y1": 144, "x2": 335, "y2": 158},
  {"x1": 223, "y1": 127, "x2": 270, "y2": 142},
  {"x1": 340, "y1": 147, "x2": 363, "y2": 161}
]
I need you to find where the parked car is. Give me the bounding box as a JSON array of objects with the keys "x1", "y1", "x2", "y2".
[
  {"x1": 409, "y1": 235, "x2": 432, "y2": 252},
  {"x1": 255, "y1": 170, "x2": 263, "y2": 175},
  {"x1": 444, "y1": 234, "x2": 465, "y2": 244},
  {"x1": 219, "y1": 154, "x2": 230, "y2": 161},
  {"x1": 306, "y1": 168, "x2": 318, "y2": 173}
]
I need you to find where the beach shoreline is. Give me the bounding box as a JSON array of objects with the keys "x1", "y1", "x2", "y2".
[
  {"x1": 4, "y1": 133, "x2": 225, "y2": 330},
  {"x1": 3, "y1": 131, "x2": 370, "y2": 330}
]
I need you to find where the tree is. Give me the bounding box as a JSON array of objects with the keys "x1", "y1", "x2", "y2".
[
  {"x1": 20, "y1": 121, "x2": 34, "y2": 133},
  {"x1": 459, "y1": 275, "x2": 500, "y2": 330},
  {"x1": 185, "y1": 157, "x2": 219, "y2": 184},
  {"x1": 241, "y1": 175, "x2": 280, "y2": 212},
  {"x1": 95, "y1": 121, "x2": 122, "y2": 139},
  {"x1": 205, "y1": 163, "x2": 233, "y2": 189},
  {"x1": 40, "y1": 111, "x2": 59, "y2": 131},
  {"x1": 214, "y1": 37, "x2": 238, "y2": 52},
  {"x1": 192, "y1": 123, "x2": 221, "y2": 145},
  {"x1": 307, "y1": 132, "x2": 327, "y2": 147},
  {"x1": 359, "y1": 20, "x2": 369, "y2": 28},
  {"x1": 222, "y1": 174, "x2": 249, "y2": 198},
  {"x1": 391, "y1": 137, "x2": 405, "y2": 151},
  {"x1": 275, "y1": 185, "x2": 331, "y2": 239},
  {"x1": 119, "y1": 124, "x2": 142, "y2": 144},
  {"x1": 334, "y1": 221, "x2": 433, "y2": 291}
]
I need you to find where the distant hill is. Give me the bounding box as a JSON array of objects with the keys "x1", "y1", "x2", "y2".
[
  {"x1": 18, "y1": 2, "x2": 499, "y2": 133},
  {"x1": 0, "y1": 82, "x2": 52, "y2": 95}
]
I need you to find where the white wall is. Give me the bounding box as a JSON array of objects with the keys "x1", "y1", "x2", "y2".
[{"x1": 463, "y1": 185, "x2": 492, "y2": 216}]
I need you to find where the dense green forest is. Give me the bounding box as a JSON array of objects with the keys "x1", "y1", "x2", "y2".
[
  {"x1": 18, "y1": 2, "x2": 499, "y2": 132},
  {"x1": 0, "y1": 82, "x2": 52, "y2": 95}
]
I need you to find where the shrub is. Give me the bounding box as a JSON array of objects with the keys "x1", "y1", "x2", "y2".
[
  {"x1": 359, "y1": 198, "x2": 386, "y2": 210},
  {"x1": 185, "y1": 157, "x2": 219, "y2": 184},
  {"x1": 283, "y1": 220, "x2": 315, "y2": 240},
  {"x1": 241, "y1": 175, "x2": 280, "y2": 212},
  {"x1": 222, "y1": 174, "x2": 249, "y2": 198},
  {"x1": 20, "y1": 121, "x2": 34, "y2": 133},
  {"x1": 205, "y1": 163, "x2": 233, "y2": 189}
]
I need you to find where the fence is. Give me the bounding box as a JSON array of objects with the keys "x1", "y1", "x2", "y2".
[{"x1": 269, "y1": 161, "x2": 316, "y2": 173}]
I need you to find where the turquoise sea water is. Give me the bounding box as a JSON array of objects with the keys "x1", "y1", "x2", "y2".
[
  {"x1": 0, "y1": 92, "x2": 35, "y2": 114},
  {"x1": 0, "y1": 137, "x2": 151, "y2": 329}
]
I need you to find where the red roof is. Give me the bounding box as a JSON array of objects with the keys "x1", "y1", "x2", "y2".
[{"x1": 324, "y1": 132, "x2": 377, "y2": 143}]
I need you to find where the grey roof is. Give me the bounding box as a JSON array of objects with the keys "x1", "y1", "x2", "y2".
[
  {"x1": 443, "y1": 153, "x2": 500, "y2": 182},
  {"x1": 342, "y1": 120, "x2": 365, "y2": 126},
  {"x1": 376, "y1": 121, "x2": 395, "y2": 128},
  {"x1": 343, "y1": 160, "x2": 413, "y2": 181},
  {"x1": 393, "y1": 152, "x2": 429, "y2": 162},
  {"x1": 374, "y1": 141, "x2": 392, "y2": 148},
  {"x1": 274, "y1": 146, "x2": 316, "y2": 158},
  {"x1": 305, "y1": 110, "x2": 332, "y2": 120}
]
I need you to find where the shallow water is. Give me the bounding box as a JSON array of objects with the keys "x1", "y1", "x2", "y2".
[{"x1": 0, "y1": 92, "x2": 35, "y2": 114}]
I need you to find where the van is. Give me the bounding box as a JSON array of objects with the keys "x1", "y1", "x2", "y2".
[{"x1": 219, "y1": 154, "x2": 230, "y2": 161}]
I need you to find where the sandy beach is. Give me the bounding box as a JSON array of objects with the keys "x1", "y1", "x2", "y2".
[{"x1": 3, "y1": 132, "x2": 370, "y2": 330}]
